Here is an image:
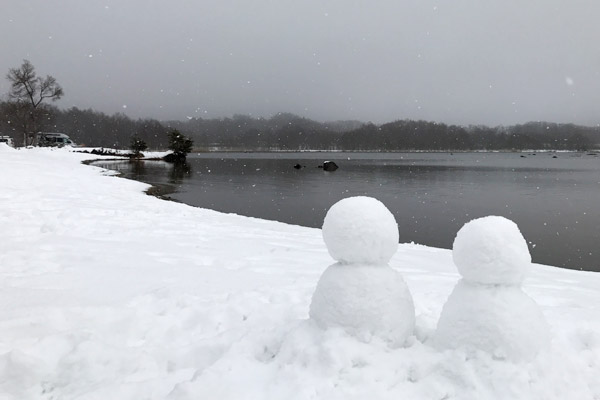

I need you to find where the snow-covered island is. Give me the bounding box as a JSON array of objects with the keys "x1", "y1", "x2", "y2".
[{"x1": 1, "y1": 144, "x2": 599, "y2": 400}]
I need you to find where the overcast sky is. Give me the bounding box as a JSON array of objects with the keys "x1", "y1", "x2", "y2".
[{"x1": 1, "y1": 0, "x2": 599, "y2": 126}]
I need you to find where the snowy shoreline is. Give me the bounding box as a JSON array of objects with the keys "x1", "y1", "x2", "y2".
[{"x1": 1, "y1": 145, "x2": 599, "y2": 399}]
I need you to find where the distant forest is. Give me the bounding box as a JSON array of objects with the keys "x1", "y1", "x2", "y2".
[{"x1": 1, "y1": 102, "x2": 599, "y2": 151}]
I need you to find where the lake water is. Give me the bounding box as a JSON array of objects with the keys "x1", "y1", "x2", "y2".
[{"x1": 94, "y1": 152, "x2": 600, "y2": 272}]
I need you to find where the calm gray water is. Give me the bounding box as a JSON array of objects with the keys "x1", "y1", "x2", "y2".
[{"x1": 94, "y1": 152, "x2": 600, "y2": 272}]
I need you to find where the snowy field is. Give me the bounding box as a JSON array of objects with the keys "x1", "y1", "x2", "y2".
[{"x1": 0, "y1": 144, "x2": 599, "y2": 400}]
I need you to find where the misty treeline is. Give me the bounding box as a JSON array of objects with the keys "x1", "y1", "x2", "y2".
[{"x1": 0, "y1": 102, "x2": 598, "y2": 151}]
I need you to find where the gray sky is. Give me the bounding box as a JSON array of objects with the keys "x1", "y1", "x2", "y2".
[{"x1": 2, "y1": 0, "x2": 599, "y2": 126}]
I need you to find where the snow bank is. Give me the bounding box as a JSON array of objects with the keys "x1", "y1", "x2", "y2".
[
  {"x1": 0, "y1": 148, "x2": 599, "y2": 399},
  {"x1": 75, "y1": 147, "x2": 171, "y2": 159},
  {"x1": 0, "y1": 143, "x2": 16, "y2": 152}
]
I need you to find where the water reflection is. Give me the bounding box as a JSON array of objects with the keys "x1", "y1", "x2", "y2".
[
  {"x1": 131, "y1": 160, "x2": 146, "y2": 176},
  {"x1": 169, "y1": 161, "x2": 192, "y2": 184}
]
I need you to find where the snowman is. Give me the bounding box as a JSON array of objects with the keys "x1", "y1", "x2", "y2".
[
  {"x1": 434, "y1": 216, "x2": 550, "y2": 361},
  {"x1": 309, "y1": 196, "x2": 415, "y2": 347}
]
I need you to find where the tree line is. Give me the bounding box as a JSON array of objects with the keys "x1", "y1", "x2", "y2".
[
  {"x1": 335, "y1": 120, "x2": 598, "y2": 151},
  {"x1": 2, "y1": 102, "x2": 599, "y2": 151},
  {"x1": 2, "y1": 60, "x2": 599, "y2": 151}
]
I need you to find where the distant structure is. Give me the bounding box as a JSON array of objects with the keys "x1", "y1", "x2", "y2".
[
  {"x1": 0, "y1": 135, "x2": 14, "y2": 147},
  {"x1": 37, "y1": 132, "x2": 76, "y2": 147},
  {"x1": 434, "y1": 216, "x2": 550, "y2": 361},
  {"x1": 309, "y1": 196, "x2": 415, "y2": 347}
]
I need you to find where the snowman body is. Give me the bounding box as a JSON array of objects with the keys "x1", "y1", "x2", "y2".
[{"x1": 309, "y1": 196, "x2": 415, "y2": 346}]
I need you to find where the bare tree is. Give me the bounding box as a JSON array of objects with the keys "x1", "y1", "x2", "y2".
[{"x1": 6, "y1": 60, "x2": 64, "y2": 146}]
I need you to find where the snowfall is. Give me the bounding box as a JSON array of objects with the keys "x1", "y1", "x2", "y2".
[{"x1": 0, "y1": 144, "x2": 599, "y2": 400}]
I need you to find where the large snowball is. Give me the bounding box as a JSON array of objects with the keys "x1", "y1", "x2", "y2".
[
  {"x1": 309, "y1": 263, "x2": 415, "y2": 346},
  {"x1": 434, "y1": 280, "x2": 550, "y2": 361},
  {"x1": 322, "y1": 196, "x2": 399, "y2": 265},
  {"x1": 453, "y1": 216, "x2": 531, "y2": 285}
]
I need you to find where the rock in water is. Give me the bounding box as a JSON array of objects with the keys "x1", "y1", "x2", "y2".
[{"x1": 322, "y1": 161, "x2": 338, "y2": 171}]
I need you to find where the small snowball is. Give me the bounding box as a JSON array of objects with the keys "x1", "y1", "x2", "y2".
[
  {"x1": 309, "y1": 264, "x2": 415, "y2": 346},
  {"x1": 322, "y1": 196, "x2": 399, "y2": 265},
  {"x1": 435, "y1": 280, "x2": 550, "y2": 361},
  {"x1": 453, "y1": 216, "x2": 531, "y2": 285}
]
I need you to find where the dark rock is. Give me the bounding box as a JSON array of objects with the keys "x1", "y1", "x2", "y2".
[
  {"x1": 293, "y1": 163, "x2": 303, "y2": 169},
  {"x1": 163, "y1": 153, "x2": 187, "y2": 163},
  {"x1": 322, "y1": 161, "x2": 339, "y2": 171}
]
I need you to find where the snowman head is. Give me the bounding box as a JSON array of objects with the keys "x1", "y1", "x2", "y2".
[
  {"x1": 453, "y1": 216, "x2": 531, "y2": 285},
  {"x1": 322, "y1": 196, "x2": 399, "y2": 265}
]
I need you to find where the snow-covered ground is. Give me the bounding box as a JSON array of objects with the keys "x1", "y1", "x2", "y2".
[
  {"x1": 0, "y1": 144, "x2": 599, "y2": 400},
  {"x1": 73, "y1": 147, "x2": 171, "y2": 159}
]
